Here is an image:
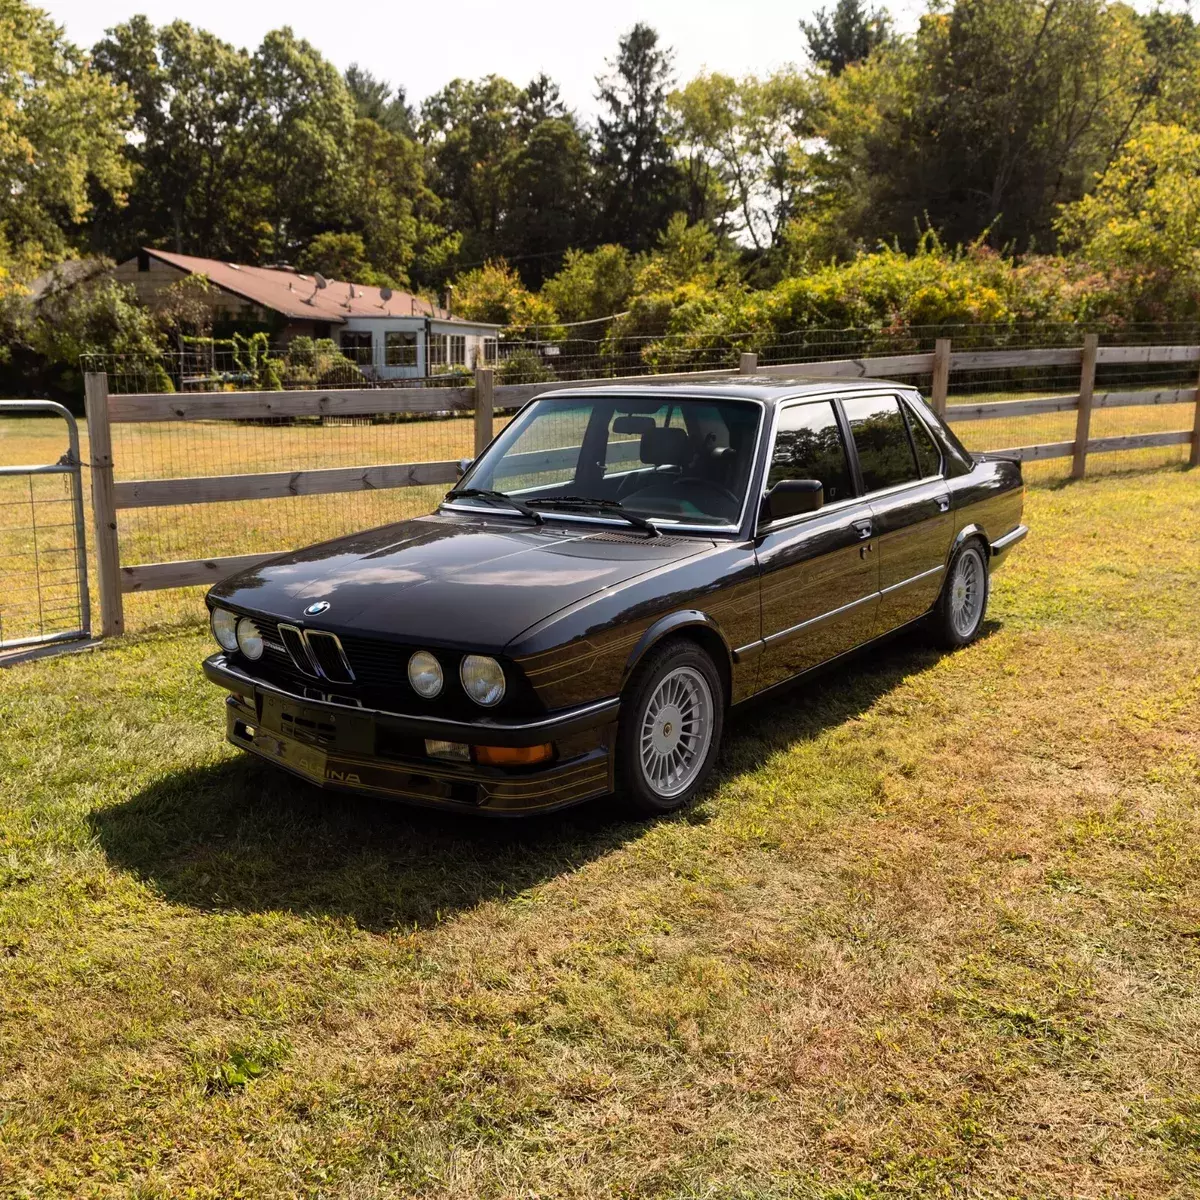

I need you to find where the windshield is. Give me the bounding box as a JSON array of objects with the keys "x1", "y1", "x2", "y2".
[{"x1": 453, "y1": 395, "x2": 762, "y2": 528}]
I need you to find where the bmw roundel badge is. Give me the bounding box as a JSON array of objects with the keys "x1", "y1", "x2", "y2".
[{"x1": 304, "y1": 601, "x2": 331, "y2": 616}]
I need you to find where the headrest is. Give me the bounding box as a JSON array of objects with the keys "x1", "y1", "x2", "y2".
[
  {"x1": 640, "y1": 426, "x2": 690, "y2": 467},
  {"x1": 613, "y1": 415, "x2": 656, "y2": 435}
]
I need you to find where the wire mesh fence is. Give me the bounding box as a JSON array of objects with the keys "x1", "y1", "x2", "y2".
[
  {"x1": 59, "y1": 324, "x2": 1200, "y2": 634},
  {"x1": 0, "y1": 413, "x2": 89, "y2": 650}
]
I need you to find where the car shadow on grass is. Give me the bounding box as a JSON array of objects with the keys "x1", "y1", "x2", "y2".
[{"x1": 90, "y1": 626, "x2": 968, "y2": 933}]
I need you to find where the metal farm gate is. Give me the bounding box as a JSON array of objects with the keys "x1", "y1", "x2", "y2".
[{"x1": 0, "y1": 401, "x2": 91, "y2": 653}]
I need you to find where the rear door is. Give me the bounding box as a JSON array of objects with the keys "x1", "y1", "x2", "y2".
[
  {"x1": 755, "y1": 399, "x2": 879, "y2": 690},
  {"x1": 840, "y1": 392, "x2": 952, "y2": 633}
]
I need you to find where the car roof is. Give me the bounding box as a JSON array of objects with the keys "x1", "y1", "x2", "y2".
[{"x1": 535, "y1": 376, "x2": 919, "y2": 406}]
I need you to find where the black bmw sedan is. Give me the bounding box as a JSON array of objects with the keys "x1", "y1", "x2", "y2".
[{"x1": 204, "y1": 378, "x2": 1027, "y2": 815}]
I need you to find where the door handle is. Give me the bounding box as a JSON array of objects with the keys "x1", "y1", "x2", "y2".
[
  {"x1": 937, "y1": 496, "x2": 950, "y2": 513},
  {"x1": 852, "y1": 518, "x2": 873, "y2": 539}
]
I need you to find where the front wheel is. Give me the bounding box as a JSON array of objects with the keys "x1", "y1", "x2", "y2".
[
  {"x1": 933, "y1": 540, "x2": 990, "y2": 648},
  {"x1": 615, "y1": 639, "x2": 724, "y2": 815}
]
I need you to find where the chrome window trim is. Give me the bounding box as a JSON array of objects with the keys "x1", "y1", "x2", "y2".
[
  {"x1": 898, "y1": 392, "x2": 946, "y2": 479},
  {"x1": 441, "y1": 393, "x2": 768, "y2": 537}
]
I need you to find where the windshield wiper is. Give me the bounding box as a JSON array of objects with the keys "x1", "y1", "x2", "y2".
[
  {"x1": 528, "y1": 496, "x2": 661, "y2": 538},
  {"x1": 444, "y1": 486, "x2": 544, "y2": 523}
]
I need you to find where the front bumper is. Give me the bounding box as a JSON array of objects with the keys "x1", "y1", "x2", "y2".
[{"x1": 204, "y1": 654, "x2": 618, "y2": 815}]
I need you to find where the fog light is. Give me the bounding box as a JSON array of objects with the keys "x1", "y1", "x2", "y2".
[
  {"x1": 475, "y1": 743, "x2": 553, "y2": 767},
  {"x1": 425, "y1": 739, "x2": 470, "y2": 762}
]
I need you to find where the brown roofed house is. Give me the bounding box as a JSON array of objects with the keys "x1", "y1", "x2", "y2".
[{"x1": 112, "y1": 248, "x2": 501, "y2": 379}]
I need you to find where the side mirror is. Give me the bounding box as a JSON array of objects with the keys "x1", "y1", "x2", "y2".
[
  {"x1": 457, "y1": 457, "x2": 472, "y2": 477},
  {"x1": 762, "y1": 478, "x2": 824, "y2": 523}
]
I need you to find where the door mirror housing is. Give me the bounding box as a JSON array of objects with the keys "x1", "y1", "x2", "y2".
[
  {"x1": 457, "y1": 457, "x2": 472, "y2": 477},
  {"x1": 762, "y1": 478, "x2": 824, "y2": 523}
]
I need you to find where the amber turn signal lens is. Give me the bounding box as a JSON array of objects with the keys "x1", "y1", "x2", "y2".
[{"x1": 474, "y1": 743, "x2": 553, "y2": 767}]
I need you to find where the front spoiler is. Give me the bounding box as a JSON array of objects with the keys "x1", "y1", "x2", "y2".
[{"x1": 204, "y1": 654, "x2": 619, "y2": 815}]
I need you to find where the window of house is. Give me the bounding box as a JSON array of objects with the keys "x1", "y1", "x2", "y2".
[
  {"x1": 339, "y1": 331, "x2": 373, "y2": 365},
  {"x1": 841, "y1": 395, "x2": 921, "y2": 492},
  {"x1": 428, "y1": 333, "x2": 448, "y2": 368},
  {"x1": 767, "y1": 401, "x2": 854, "y2": 504},
  {"x1": 385, "y1": 331, "x2": 418, "y2": 366},
  {"x1": 483, "y1": 337, "x2": 498, "y2": 364},
  {"x1": 904, "y1": 403, "x2": 943, "y2": 478},
  {"x1": 449, "y1": 335, "x2": 466, "y2": 366}
]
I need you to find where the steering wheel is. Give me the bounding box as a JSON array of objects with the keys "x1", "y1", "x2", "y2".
[{"x1": 630, "y1": 475, "x2": 741, "y2": 513}]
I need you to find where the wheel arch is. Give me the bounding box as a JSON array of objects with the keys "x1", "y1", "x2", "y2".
[
  {"x1": 622, "y1": 612, "x2": 733, "y2": 708},
  {"x1": 947, "y1": 522, "x2": 990, "y2": 567}
]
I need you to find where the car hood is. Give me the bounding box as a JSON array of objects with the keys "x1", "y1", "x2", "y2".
[{"x1": 208, "y1": 512, "x2": 713, "y2": 651}]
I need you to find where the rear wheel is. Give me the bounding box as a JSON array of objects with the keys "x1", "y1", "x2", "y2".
[
  {"x1": 616, "y1": 639, "x2": 724, "y2": 815},
  {"x1": 933, "y1": 540, "x2": 990, "y2": 647}
]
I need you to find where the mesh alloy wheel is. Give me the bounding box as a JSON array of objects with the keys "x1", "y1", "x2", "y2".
[{"x1": 637, "y1": 665, "x2": 714, "y2": 800}]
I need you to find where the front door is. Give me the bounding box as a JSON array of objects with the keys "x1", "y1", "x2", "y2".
[
  {"x1": 840, "y1": 393, "x2": 953, "y2": 632},
  {"x1": 755, "y1": 399, "x2": 878, "y2": 690}
]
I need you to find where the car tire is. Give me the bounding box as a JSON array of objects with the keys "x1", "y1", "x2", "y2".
[
  {"x1": 615, "y1": 638, "x2": 725, "y2": 816},
  {"x1": 933, "y1": 538, "x2": 990, "y2": 648}
]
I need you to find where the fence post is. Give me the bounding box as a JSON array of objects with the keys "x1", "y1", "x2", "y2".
[
  {"x1": 83, "y1": 372, "x2": 124, "y2": 638},
  {"x1": 1190, "y1": 356, "x2": 1200, "y2": 469},
  {"x1": 931, "y1": 338, "x2": 951, "y2": 418},
  {"x1": 1071, "y1": 333, "x2": 1099, "y2": 480},
  {"x1": 474, "y1": 367, "x2": 494, "y2": 457},
  {"x1": 739, "y1": 352, "x2": 758, "y2": 374}
]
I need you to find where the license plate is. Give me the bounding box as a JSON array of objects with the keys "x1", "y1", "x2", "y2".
[{"x1": 251, "y1": 731, "x2": 327, "y2": 783}]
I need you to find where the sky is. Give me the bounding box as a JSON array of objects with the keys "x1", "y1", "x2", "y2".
[{"x1": 43, "y1": 0, "x2": 925, "y2": 118}]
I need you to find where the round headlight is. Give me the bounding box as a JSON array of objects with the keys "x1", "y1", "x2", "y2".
[
  {"x1": 460, "y1": 655, "x2": 505, "y2": 707},
  {"x1": 236, "y1": 617, "x2": 264, "y2": 660},
  {"x1": 408, "y1": 650, "x2": 444, "y2": 698},
  {"x1": 211, "y1": 607, "x2": 239, "y2": 651}
]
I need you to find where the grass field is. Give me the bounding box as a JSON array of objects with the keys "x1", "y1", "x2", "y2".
[
  {"x1": 1, "y1": 465, "x2": 1198, "y2": 1198},
  {"x1": 1, "y1": 389, "x2": 1195, "y2": 639}
]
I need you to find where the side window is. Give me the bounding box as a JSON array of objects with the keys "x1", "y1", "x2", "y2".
[
  {"x1": 841, "y1": 395, "x2": 921, "y2": 492},
  {"x1": 904, "y1": 403, "x2": 943, "y2": 477},
  {"x1": 767, "y1": 401, "x2": 854, "y2": 503}
]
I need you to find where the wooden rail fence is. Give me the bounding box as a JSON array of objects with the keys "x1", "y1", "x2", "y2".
[{"x1": 83, "y1": 339, "x2": 1200, "y2": 638}]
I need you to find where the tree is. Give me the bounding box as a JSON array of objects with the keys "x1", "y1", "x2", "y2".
[
  {"x1": 1056, "y1": 123, "x2": 1200, "y2": 282},
  {"x1": 800, "y1": 0, "x2": 892, "y2": 75},
  {"x1": 671, "y1": 70, "x2": 816, "y2": 254},
  {"x1": 0, "y1": 0, "x2": 132, "y2": 271},
  {"x1": 593, "y1": 23, "x2": 684, "y2": 251},
  {"x1": 806, "y1": 0, "x2": 1160, "y2": 254},
  {"x1": 92, "y1": 18, "x2": 255, "y2": 259},
  {"x1": 542, "y1": 245, "x2": 636, "y2": 325},
  {"x1": 420, "y1": 74, "x2": 592, "y2": 283},
  {"x1": 244, "y1": 28, "x2": 356, "y2": 259},
  {"x1": 450, "y1": 260, "x2": 560, "y2": 334},
  {"x1": 344, "y1": 64, "x2": 414, "y2": 135}
]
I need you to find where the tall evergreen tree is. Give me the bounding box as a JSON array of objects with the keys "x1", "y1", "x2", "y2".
[
  {"x1": 344, "y1": 64, "x2": 414, "y2": 136},
  {"x1": 800, "y1": 0, "x2": 892, "y2": 75},
  {"x1": 593, "y1": 24, "x2": 684, "y2": 252}
]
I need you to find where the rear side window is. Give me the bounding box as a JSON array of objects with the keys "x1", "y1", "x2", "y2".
[
  {"x1": 767, "y1": 401, "x2": 854, "y2": 503},
  {"x1": 905, "y1": 404, "x2": 943, "y2": 477},
  {"x1": 842, "y1": 395, "x2": 921, "y2": 492}
]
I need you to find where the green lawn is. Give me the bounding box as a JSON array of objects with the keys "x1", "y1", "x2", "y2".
[{"x1": 1, "y1": 466, "x2": 1199, "y2": 1198}]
